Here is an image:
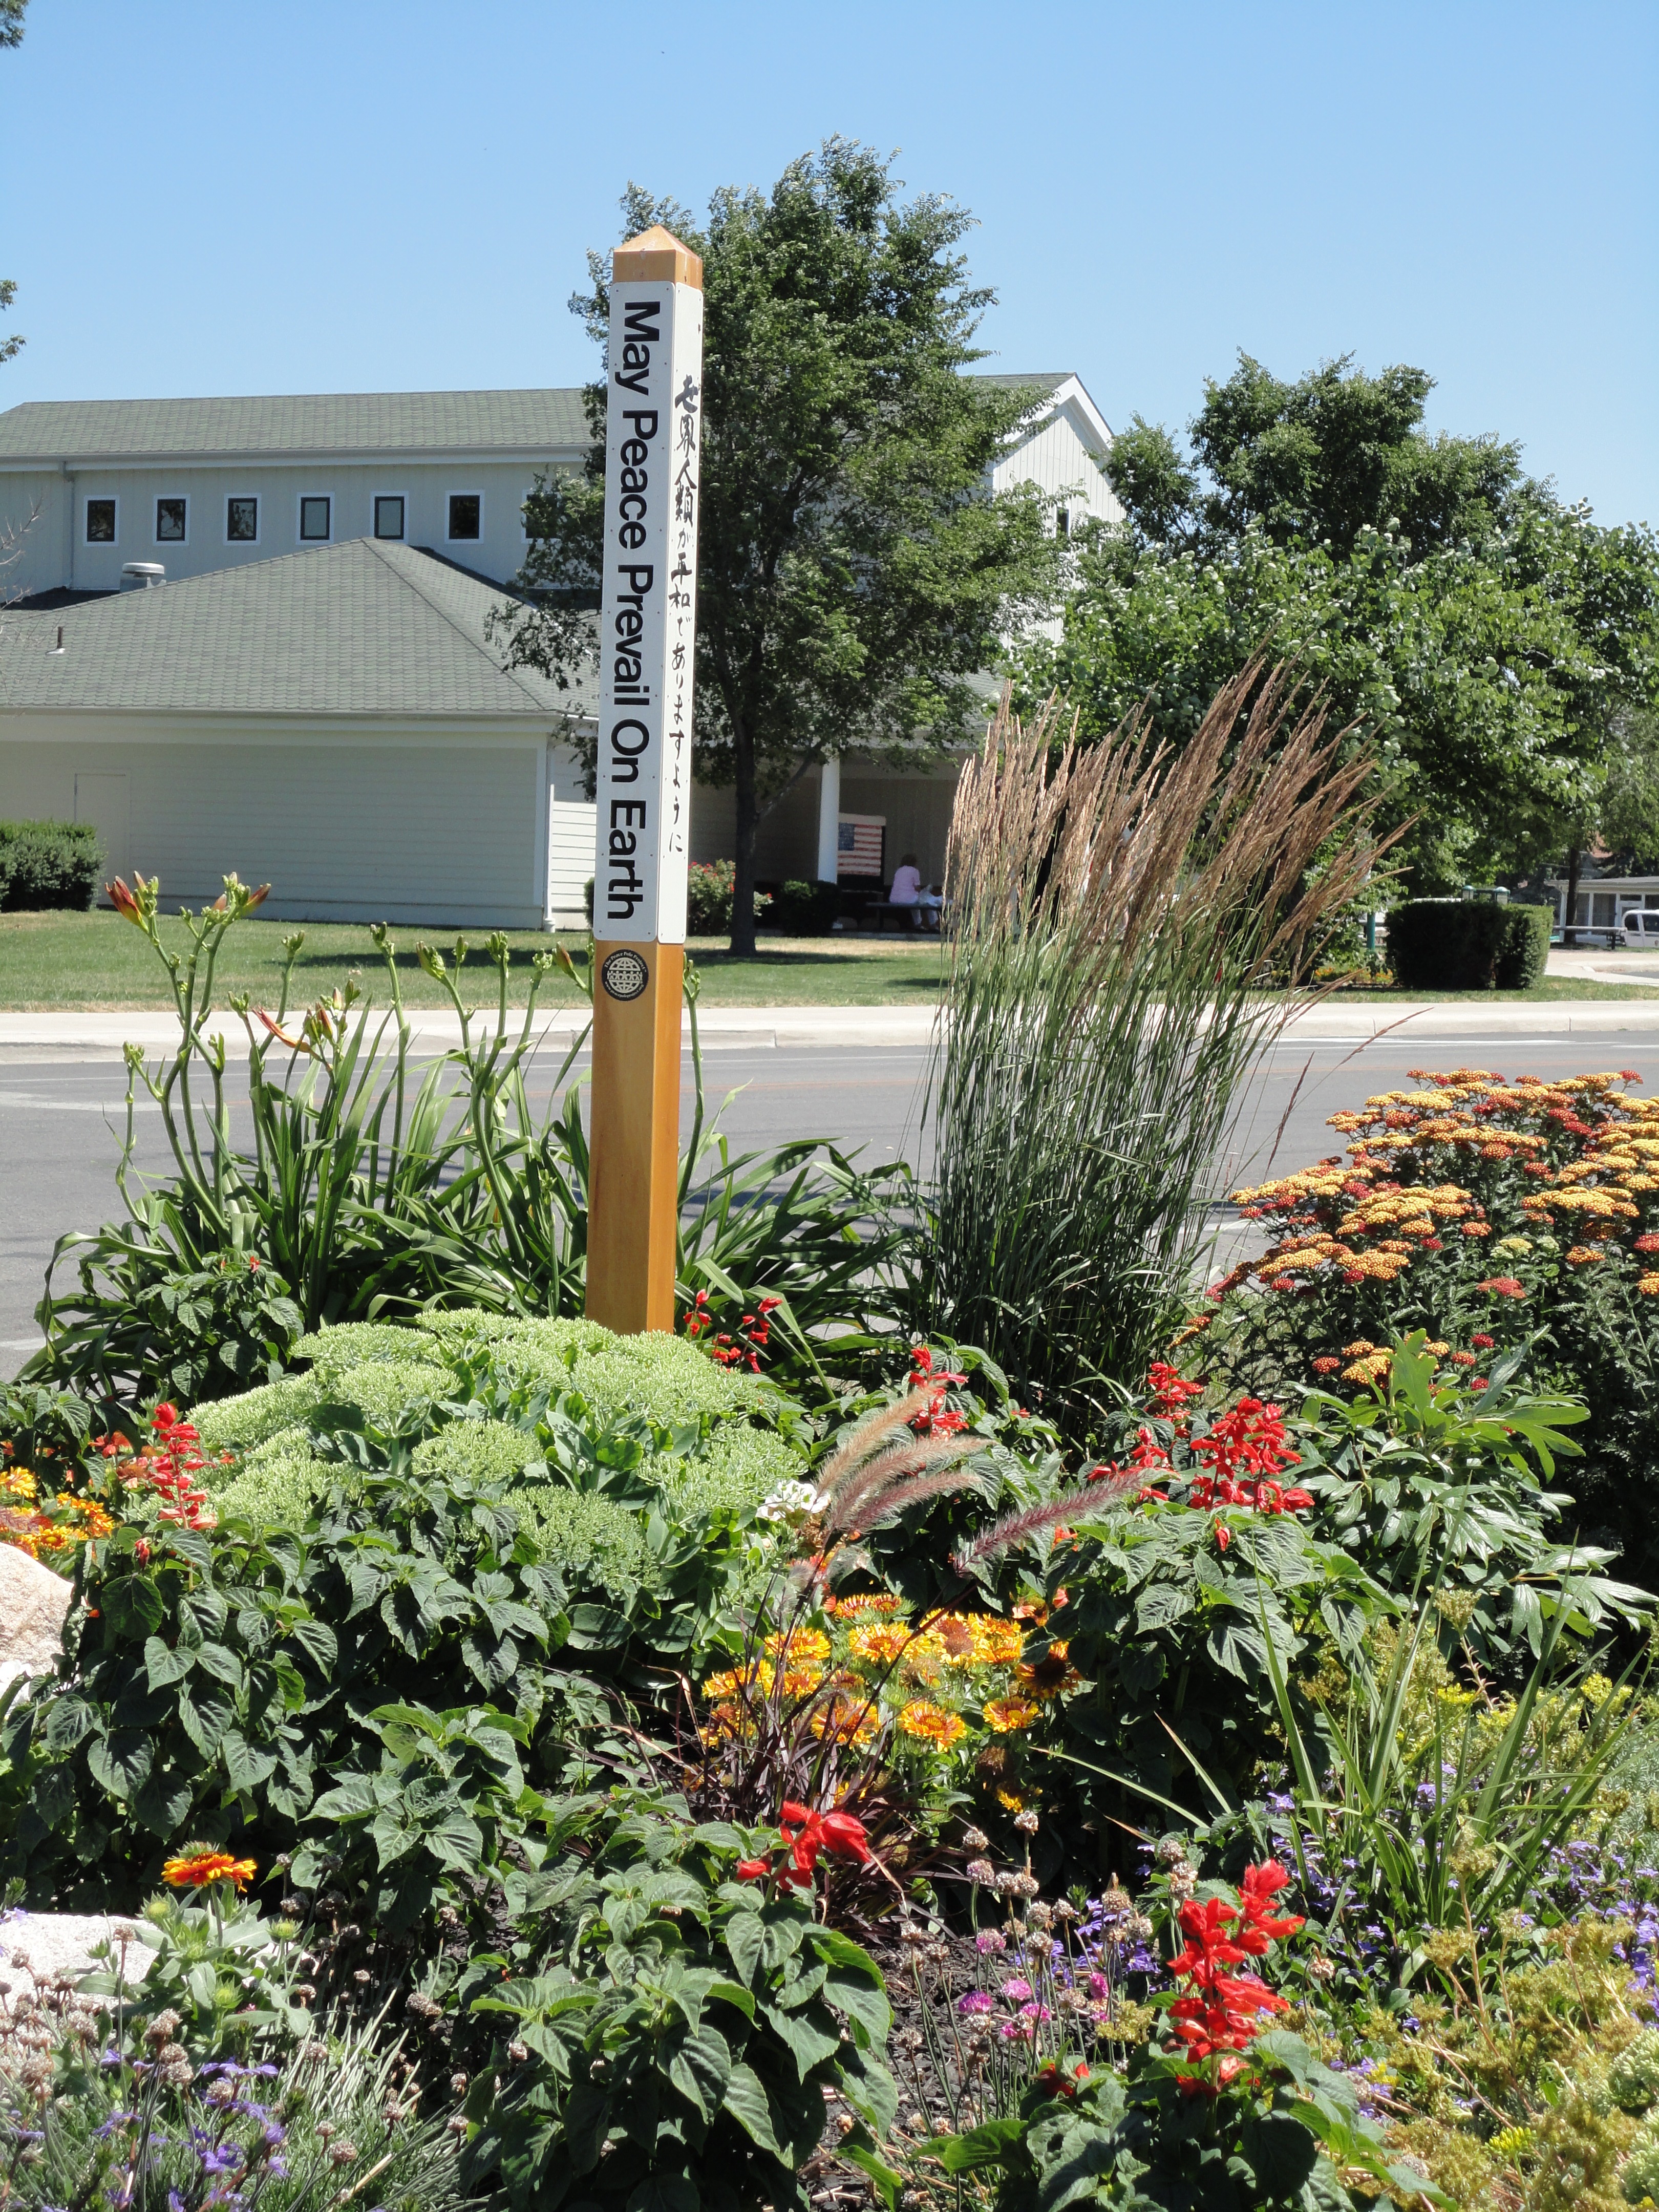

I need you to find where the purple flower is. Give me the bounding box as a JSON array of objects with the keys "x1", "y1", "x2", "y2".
[
  {"x1": 958, "y1": 1990, "x2": 994, "y2": 2015},
  {"x1": 975, "y1": 1929, "x2": 1006, "y2": 1954}
]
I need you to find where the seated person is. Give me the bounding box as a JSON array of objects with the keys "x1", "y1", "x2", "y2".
[{"x1": 888, "y1": 853, "x2": 943, "y2": 927}]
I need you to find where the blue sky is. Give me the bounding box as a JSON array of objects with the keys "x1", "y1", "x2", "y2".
[{"x1": 4, "y1": 1, "x2": 1654, "y2": 524}]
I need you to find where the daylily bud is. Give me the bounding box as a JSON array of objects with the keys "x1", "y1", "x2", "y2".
[{"x1": 255, "y1": 1008, "x2": 308, "y2": 1053}]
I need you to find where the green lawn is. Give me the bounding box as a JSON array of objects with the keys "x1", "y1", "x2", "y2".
[
  {"x1": 2, "y1": 908, "x2": 1656, "y2": 1011},
  {"x1": 0, "y1": 908, "x2": 947, "y2": 1010}
]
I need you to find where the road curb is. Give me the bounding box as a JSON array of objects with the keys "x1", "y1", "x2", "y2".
[{"x1": 8, "y1": 998, "x2": 1659, "y2": 1056}]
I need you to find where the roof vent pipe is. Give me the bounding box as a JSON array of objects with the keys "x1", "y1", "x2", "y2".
[{"x1": 119, "y1": 562, "x2": 165, "y2": 591}]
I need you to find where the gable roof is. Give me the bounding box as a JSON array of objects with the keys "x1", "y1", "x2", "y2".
[
  {"x1": 0, "y1": 538, "x2": 598, "y2": 720},
  {"x1": 983, "y1": 371, "x2": 1114, "y2": 453},
  {"x1": 0, "y1": 388, "x2": 591, "y2": 465},
  {"x1": 972, "y1": 372, "x2": 1073, "y2": 395}
]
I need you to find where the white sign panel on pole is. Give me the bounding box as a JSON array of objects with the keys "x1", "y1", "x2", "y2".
[{"x1": 591, "y1": 269, "x2": 704, "y2": 946}]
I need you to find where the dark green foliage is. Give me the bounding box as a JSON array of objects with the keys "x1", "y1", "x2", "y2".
[
  {"x1": 1050, "y1": 1488, "x2": 1380, "y2": 1822},
  {"x1": 1384, "y1": 899, "x2": 1513, "y2": 989},
  {"x1": 1028, "y1": 353, "x2": 1659, "y2": 895},
  {"x1": 1497, "y1": 899, "x2": 1552, "y2": 987},
  {"x1": 38, "y1": 1247, "x2": 304, "y2": 1411},
  {"x1": 0, "y1": 1375, "x2": 96, "y2": 1466},
  {"x1": 929, "y1": 2028, "x2": 1429, "y2": 2210},
  {"x1": 765, "y1": 881, "x2": 841, "y2": 936},
  {"x1": 1384, "y1": 897, "x2": 1550, "y2": 990},
  {"x1": 1290, "y1": 1336, "x2": 1646, "y2": 1664},
  {"x1": 457, "y1": 1790, "x2": 898, "y2": 2212},
  {"x1": 0, "y1": 1445, "x2": 575, "y2": 1921},
  {"x1": 1111, "y1": 353, "x2": 1522, "y2": 561},
  {"x1": 0, "y1": 819, "x2": 102, "y2": 910}
]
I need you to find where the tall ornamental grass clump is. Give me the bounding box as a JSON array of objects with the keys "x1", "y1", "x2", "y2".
[{"x1": 922, "y1": 666, "x2": 1385, "y2": 1430}]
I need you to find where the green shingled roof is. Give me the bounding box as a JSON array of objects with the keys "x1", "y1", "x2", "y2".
[
  {"x1": 972, "y1": 373, "x2": 1074, "y2": 393},
  {"x1": 0, "y1": 388, "x2": 591, "y2": 463},
  {"x1": 0, "y1": 539, "x2": 599, "y2": 719}
]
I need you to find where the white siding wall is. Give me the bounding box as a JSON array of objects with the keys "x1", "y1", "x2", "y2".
[
  {"x1": 0, "y1": 459, "x2": 582, "y2": 600},
  {"x1": 547, "y1": 796, "x2": 596, "y2": 924},
  {"x1": 991, "y1": 400, "x2": 1120, "y2": 527},
  {"x1": 0, "y1": 714, "x2": 562, "y2": 928}
]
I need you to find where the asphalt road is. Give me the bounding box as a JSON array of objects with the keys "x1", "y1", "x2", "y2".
[{"x1": 6, "y1": 1026, "x2": 1658, "y2": 1376}]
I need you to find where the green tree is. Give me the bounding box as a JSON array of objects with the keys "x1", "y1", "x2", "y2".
[
  {"x1": 494, "y1": 141, "x2": 1064, "y2": 956},
  {"x1": 1108, "y1": 351, "x2": 1523, "y2": 558},
  {"x1": 1023, "y1": 355, "x2": 1659, "y2": 891},
  {"x1": 0, "y1": 0, "x2": 24, "y2": 373}
]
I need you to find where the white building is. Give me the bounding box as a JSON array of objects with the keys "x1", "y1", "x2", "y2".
[
  {"x1": 0, "y1": 538, "x2": 595, "y2": 929},
  {"x1": 0, "y1": 373, "x2": 1118, "y2": 921},
  {"x1": 0, "y1": 389, "x2": 586, "y2": 604}
]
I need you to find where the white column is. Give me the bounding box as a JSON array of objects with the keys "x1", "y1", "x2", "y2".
[{"x1": 815, "y1": 754, "x2": 841, "y2": 884}]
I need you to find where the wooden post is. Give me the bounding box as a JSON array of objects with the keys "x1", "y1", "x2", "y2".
[{"x1": 585, "y1": 225, "x2": 705, "y2": 1334}]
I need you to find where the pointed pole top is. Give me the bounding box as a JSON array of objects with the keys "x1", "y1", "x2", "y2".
[{"x1": 612, "y1": 225, "x2": 703, "y2": 291}]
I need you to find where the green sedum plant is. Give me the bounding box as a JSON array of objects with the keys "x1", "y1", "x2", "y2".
[{"x1": 456, "y1": 1788, "x2": 898, "y2": 2212}]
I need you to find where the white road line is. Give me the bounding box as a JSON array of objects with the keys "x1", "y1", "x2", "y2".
[{"x1": 0, "y1": 1092, "x2": 162, "y2": 1112}]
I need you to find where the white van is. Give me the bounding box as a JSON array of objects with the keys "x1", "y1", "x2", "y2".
[{"x1": 1622, "y1": 910, "x2": 1659, "y2": 947}]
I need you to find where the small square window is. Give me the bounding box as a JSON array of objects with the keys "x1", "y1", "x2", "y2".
[
  {"x1": 227, "y1": 496, "x2": 258, "y2": 542},
  {"x1": 448, "y1": 493, "x2": 481, "y2": 542},
  {"x1": 156, "y1": 497, "x2": 187, "y2": 543},
  {"x1": 374, "y1": 496, "x2": 405, "y2": 540},
  {"x1": 86, "y1": 499, "x2": 116, "y2": 544},
  {"x1": 300, "y1": 496, "x2": 331, "y2": 542}
]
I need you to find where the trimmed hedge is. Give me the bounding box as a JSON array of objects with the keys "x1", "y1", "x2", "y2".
[
  {"x1": 0, "y1": 819, "x2": 103, "y2": 911},
  {"x1": 765, "y1": 879, "x2": 842, "y2": 935},
  {"x1": 1497, "y1": 902, "x2": 1552, "y2": 989},
  {"x1": 1386, "y1": 898, "x2": 1553, "y2": 991}
]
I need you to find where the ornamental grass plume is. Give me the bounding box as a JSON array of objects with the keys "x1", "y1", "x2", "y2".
[
  {"x1": 921, "y1": 664, "x2": 1390, "y2": 1430},
  {"x1": 814, "y1": 1387, "x2": 991, "y2": 1536}
]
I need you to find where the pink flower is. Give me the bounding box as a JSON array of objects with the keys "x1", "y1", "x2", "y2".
[{"x1": 1000, "y1": 1977, "x2": 1033, "y2": 2004}]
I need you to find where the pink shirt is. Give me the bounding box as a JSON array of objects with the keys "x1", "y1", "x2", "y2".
[{"x1": 890, "y1": 865, "x2": 923, "y2": 904}]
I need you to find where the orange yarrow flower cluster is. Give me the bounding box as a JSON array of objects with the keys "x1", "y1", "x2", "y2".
[{"x1": 1184, "y1": 1068, "x2": 1659, "y2": 1341}]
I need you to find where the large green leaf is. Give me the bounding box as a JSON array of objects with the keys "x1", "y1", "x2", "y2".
[
  {"x1": 919, "y1": 2118, "x2": 1023, "y2": 2173},
  {"x1": 101, "y1": 1573, "x2": 164, "y2": 1640},
  {"x1": 665, "y1": 2023, "x2": 732, "y2": 2121},
  {"x1": 761, "y1": 2002, "x2": 839, "y2": 2083},
  {"x1": 720, "y1": 2062, "x2": 783, "y2": 2157},
  {"x1": 143, "y1": 1636, "x2": 192, "y2": 1690},
  {"x1": 87, "y1": 1727, "x2": 154, "y2": 1797}
]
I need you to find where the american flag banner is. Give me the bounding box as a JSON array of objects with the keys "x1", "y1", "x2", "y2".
[{"x1": 837, "y1": 815, "x2": 886, "y2": 880}]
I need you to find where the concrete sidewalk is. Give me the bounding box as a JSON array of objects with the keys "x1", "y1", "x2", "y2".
[
  {"x1": 9, "y1": 993, "x2": 1659, "y2": 1057},
  {"x1": 0, "y1": 1004, "x2": 940, "y2": 1055}
]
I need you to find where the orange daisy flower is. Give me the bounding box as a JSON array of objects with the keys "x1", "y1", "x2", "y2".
[{"x1": 162, "y1": 1849, "x2": 257, "y2": 1890}]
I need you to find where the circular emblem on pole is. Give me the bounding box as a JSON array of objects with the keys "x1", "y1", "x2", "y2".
[{"x1": 601, "y1": 948, "x2": 650, "y2": 1003}]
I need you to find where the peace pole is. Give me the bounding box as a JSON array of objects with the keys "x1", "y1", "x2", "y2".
[{"x1": 585, "y1": 225, "x2": 705, "y2": 1333}]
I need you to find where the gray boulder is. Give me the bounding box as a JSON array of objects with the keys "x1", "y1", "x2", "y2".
[{"x1": 0, "y1": 1541, "x2": 72, "y2": 1696}]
